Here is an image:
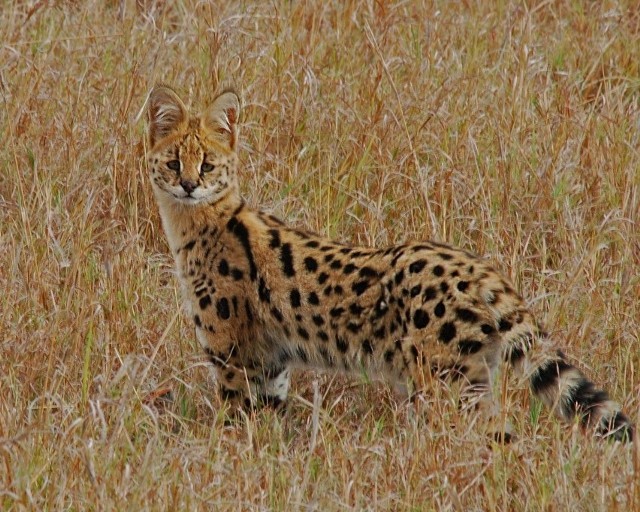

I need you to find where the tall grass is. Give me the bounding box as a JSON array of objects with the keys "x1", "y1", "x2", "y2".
[{"x1": 1, "y1": 1, "x2": 638, "y2": 510}]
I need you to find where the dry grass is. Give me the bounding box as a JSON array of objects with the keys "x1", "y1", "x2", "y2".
[{"x1": 1, "y1": 0, "x2": 640, "y2": 510}]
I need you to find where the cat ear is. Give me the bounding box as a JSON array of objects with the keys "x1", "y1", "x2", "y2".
[
  {"x1": 203, "y1": 90, "x2": 240, "y2": 149},
  {"x1": 148, "y1": 86, "x2": 188, "y2": 147}
]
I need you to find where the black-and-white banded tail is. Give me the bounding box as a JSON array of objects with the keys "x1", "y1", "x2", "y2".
[{"x1": 528, "y1": 350, "x2": 633, "y2": 442}]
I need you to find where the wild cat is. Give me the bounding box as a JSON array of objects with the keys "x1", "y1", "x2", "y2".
[{"x1": 145, "y1": 85, "x2": 633, "y2": 442}]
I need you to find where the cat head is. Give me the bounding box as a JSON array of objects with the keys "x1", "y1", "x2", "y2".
[{"x1": 147, "y1": 86, "x2": 240, "y2": 206}]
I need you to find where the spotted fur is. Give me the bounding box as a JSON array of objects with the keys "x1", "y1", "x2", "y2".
[{"x1": 146, "y1": 85, "x2": 633, "y2": 442}]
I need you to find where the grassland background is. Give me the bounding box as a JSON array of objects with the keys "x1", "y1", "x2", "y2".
[{"x1": 1, "y1": 0, "x2": 639, "y2": 510}]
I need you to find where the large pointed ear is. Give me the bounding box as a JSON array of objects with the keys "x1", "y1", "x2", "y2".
[
  {"x1": 203, "y1": 90, "x2": 240, "y2": 149},
  {"x1": 148, "y1": 85, "x2": 188, "y2": 147}
]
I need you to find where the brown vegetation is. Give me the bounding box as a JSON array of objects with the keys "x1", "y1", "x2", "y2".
[{"x1": 1, "y1": 1, "x2": 639, "y2": 509}]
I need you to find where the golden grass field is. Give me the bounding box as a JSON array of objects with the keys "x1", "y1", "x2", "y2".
[{"x1": 2, "y1": 1, "x2": 640, "y2": 510}]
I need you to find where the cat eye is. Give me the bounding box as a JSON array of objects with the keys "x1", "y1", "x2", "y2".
[
  {"x1": 201, "y1": 162, "x2": 215, "y2": 173},
  {"x1": 167, "y1": 160, "x2": 181, "y2": 171}
]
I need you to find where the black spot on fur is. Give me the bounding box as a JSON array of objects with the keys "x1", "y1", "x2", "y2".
[
  {"x1": 413, "y1": 309, "x2": 430, "y2": 329},
  {"x1": 290, "y1": 289, "x2": 301, "y2": 308},
  {"x1": 304, "y1": 256, "x2": 318, "y2": 272},
  {"x1": 349, "y1": 303, "x2": 365, "y2": 315},
  {"x1": 410, "y1": 285, "x2": 422, "y2": 297},
  {"x1": 268, "y1": 229, "x2": 281, "y2": 248},
  {"x1": 226, "y1": 218, "x2": 257, "y2": 281},
  {"x1": 434, "y1": 301, "x2": 445, "y2": 318},
  {"x1": 343, "y1": 263, "x2": 357, "y2": 275},
  {"x1": 183, "y1": 240, "x2": 196, "y2": 251},
  {"x1": 433, "y1": 265, "x2": 444, "y2": 277},
  {"x1": 193, "y1": 314, "x2": 201, "y2": 327},
  {"x1": 458, "y1": 339, "x2": 483, "y2": 355},
  {"x1": 423, "y1": 286, "x2": 437, "y2": 302},
  {"x1": 216, "y1": 297, "x2": 230, "y2": 320},
  {"x1": 330, "y1": 307, "x2": 345, "y2": 317},
  {"x1": 218, "y1": 259, "x2": 229, "y2": 276},
  {"x1": 297, "y1": 327, "x2": 310, "y2": 340},
  {"x1": 499, "y1": 319, "x2": 513, "y2": 332},
  {"x1": 352, "y1": 280, "x2": 370, "y2": 296},
  {"x1": 336, "y1": 337, "x2": 348, "y2": 353},
  {"x1": 438, "y1": 322, "x2": 457, "y2": 343},
  {"x1": 394, "y1": 269, "x2": 405, "y2": 285},
  {"x1": 199, "y1": 295, "x2": 212, "y2": 310},
  {"x1": 317, "y1": 330, "x2": 329, "y2": 341},
  {"x1": 280, "y1": 243, "x2": 295, "y2": 277},
  {"x1": 346, "y1": 322, "x2": 361, "y2": 333},
  {"x1": 231, "y1": 268, "x2": 244, "y2": 280},
  {"x1": 271, "y1": 307, "x2": 284, "y2": 323},
  {"x1": 374, "y1": 299, "x2": 388, "y2": 318},
  {"x1": 312, "y1": 314, "x2": 324, "y2": 326},
  {"x1": 481, "y1": 324, "x2": 496, "y2": 335},
  {"x1": 409, "y1": 259, "x2": 427, "y2": 273},
  {"x1": 258, "y1": 278, "x2": 271, "y2": 303},
  {"x1": 305, "y1": 240, "x2": 320, "y2": 248},
  {"x1": 359, "y1": 266, "x2": 378, "y2": 278},
  {"x1": 317, "y1": 272, "x2": 329, "y2": 284},
  {"x1": 456, "y1": 308, "x2": 477, "y2": 323},
  {"x1": 362, "y1": 340, "x2": 374, "y2": 354},
  {"x1": 457, "y1": 280, "x2": 469, "y2": 292},
  {"x1": 308, "y1": 292, "x2": 320, "y2": 305}
]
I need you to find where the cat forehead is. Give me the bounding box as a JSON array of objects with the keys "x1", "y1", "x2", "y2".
[
  {"x1": 179, "y1": 131, "x2": 204, "y2": 153},
  {"x1": 173, "y1": 126, "x2": 233, "y2": 157}
]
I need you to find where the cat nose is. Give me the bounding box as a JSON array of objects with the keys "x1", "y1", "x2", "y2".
[{"x1": 180, "y1": 180, "x2": 197, "y2": 194}]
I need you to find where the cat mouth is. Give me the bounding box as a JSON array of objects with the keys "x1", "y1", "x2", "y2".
[{"x1": 170, "y1": 192, "x2": 199, "y2": 203}]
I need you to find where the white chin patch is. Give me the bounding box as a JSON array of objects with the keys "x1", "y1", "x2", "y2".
[{"x1": 191, "y1": 189, "x2": 210, "y2": 201}]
